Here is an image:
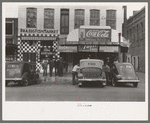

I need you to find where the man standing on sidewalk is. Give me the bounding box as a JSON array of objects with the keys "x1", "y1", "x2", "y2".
[
  {"x1": 49, "y1": 59, "x2": 54, "y2": 77},
  {"x1": 72, "y1": 63, "x2": 80, "y2": 85},
  {"x1": 42, "y1": 59, "x2": 48, "y2": 81}
]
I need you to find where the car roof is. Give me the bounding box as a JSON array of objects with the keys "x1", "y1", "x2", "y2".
[
  {"x1": 6, "y1": 61, "x2": 31, "y2": 65},
  {"x1": 80, "y1": 59, "x2": 103, "y2": 62}
]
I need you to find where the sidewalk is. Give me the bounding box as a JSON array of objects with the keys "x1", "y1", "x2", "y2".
[{"x1": 38, "y1": 72, "x2": 72, "y2": 83}]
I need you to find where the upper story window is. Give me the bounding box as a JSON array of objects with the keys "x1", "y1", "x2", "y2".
[
  {"x1": 106, "y1": 10, "x2": 116, "y2": 29},
  {"x1": 44, "y1": 8, "x2": 54, "y2": 29},
  {"x1": 74, "y1": 9, "x2": 84, "y2": 29},
  {"x1": 90, "y1": 9, "x2": 100, "y2": 26},
  {"x1": 26, "y1": 8, "x2": 37, "y2": 28},
  {"x1": 60, "y1": 9, "x2": 69, "y2": 34},
  {"x1": 6, "y1": 21, "x2": 14, "y2": 35}
]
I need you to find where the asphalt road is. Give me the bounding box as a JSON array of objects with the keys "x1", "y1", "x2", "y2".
[{"x1": 5, "y1": 72, "x2": 145, "y2": 101}]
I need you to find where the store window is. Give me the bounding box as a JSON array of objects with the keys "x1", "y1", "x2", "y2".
[
  {"x1": 74, "y1": 9, "x2": 84, "y2": 29},
  {"x1": 106, "y1": 10, "x2": 116, "y2": 29},
  {"x1": 60, "y1": 9, "x2": 69, "y2": 34},
  {"x1": 44, "y1": 8, "x2": 54, "y2": 29},
  {"x1": 23, "y1": 53, "x2": 36, "y2": 62},
  {"x1": 6, "y1": 21, "x2": 13, "y2": 35},
  {"x1": 26, "y1": 8, "x2": 37, "y2": 28},
  {"x1": 90, "y1": 9, "x2": 100, "y2": 26}
]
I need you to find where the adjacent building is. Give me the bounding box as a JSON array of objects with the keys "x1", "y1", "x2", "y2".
[
  {"x1": 122, "y1": 7, "x2": 145, "y2": 72},
  {"x1": 6, "y1": 18, "x2": 18, "y2": 61},
  {"x1": 18, "y1": 4, "x2": 127, "y2": 72}
]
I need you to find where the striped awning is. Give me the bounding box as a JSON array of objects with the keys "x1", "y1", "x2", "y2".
[
  {"x1": 21, "y1": 37, "x2": 56, "y2": 40},
  {"x1": 18, "y1": 33, "x2": 58, "y2": 40}
]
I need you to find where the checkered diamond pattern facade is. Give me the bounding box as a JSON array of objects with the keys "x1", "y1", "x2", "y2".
[
  {"x1": 53, "y1": 41, "x2": 60, "y2": 59},
  {"x1": 17, "y1": 37, "x2": 59, "y2": 71}
]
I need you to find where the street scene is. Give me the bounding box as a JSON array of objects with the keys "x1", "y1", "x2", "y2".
[
  {"x1": 5, "y1": 3, "x2": 146, "y2": 102},
  {"x1": 6, "y1": 72, "x2": 145, "y2": 101}
]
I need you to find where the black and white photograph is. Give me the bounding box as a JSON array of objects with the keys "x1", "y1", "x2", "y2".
[{"x1": 2, "y1": 2, "x2": 148, "y2": 120}]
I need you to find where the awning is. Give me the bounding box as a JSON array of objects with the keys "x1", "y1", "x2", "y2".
[{"x1": 120, "y1": 37, "x2": 130, "y2": 47}]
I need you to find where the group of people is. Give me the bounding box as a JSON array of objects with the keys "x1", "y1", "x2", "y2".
[{"x1": 41, "y1": 57, "x2": 65, "y2": 81}]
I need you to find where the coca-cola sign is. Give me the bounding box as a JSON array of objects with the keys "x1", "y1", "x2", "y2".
[{"x1": 85, "y1": 29, "x2": 111, "y2": 39}]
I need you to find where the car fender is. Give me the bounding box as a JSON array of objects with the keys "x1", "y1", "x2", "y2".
[{"x1": 21, "y1": 72, "x2": 29, "y2": 81}]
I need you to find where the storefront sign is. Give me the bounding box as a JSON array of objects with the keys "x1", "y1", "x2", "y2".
[
  {"x1": 21, "y1": 37, "x2": 56, "y2": 40},
  {"x1": 58, "y1": 46, "x2": 77, "y2": 52},
  {"x1": 79, "y1": 28, "x2": 111, "y2": 41},
  {"x1": 20, "y1": 29, "x2": 58, "y2": 34},
  {"x1": 78, "y1": 45, "x2": 98, "y2": 52},
  {"x1": 41, "y1": 51, "x2": 53, "y2": 55},
  {"x1": 85, "y1": 29, "x2": 111, "y2": 39},
  {"x1": 99, "y1": 46, "x2": 119, "y2": 52}
]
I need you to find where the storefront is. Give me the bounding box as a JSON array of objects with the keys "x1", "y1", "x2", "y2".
[
  {"x1": 58, "y1": 26, "x2": 128, "y2": 71},
  {"x1": 17, "y1": 28, "x2": 59, "y2": 71}
]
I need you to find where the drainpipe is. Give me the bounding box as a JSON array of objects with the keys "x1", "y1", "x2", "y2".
[{"x1": 118, "y1": 33, "x2": 121, "y2": 62}]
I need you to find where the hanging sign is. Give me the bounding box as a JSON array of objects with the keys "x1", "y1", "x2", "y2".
[
  {"x1": 20, "y1": 29, "x2": 58, "y2": 34},
  {"x1": 79, "y1": 28, "x2": 111, "y2": 41},
  {"x1": 99, "y1": 46, "x2": 119, "y2": 52},
  {"x1": 85, "y1": 29, "x2": 111, "y2": 39},
  {"x1": 78, "y1": 45, "x2": 98, "y2": 52},
  {"x1": 58, "y1": 46, "x2": 77, "y2": 52}
]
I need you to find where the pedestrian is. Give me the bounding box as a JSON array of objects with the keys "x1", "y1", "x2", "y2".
[
  {"x1": 42, "y1": 59, "x2": 48, "y2": 81},
  {"x1": 59, "y1": 57, "x2": 63, "y2": 76},
  {"x1": 114, "y1": 57, "x2": 119, "y2": 63},
  {"x1": 55, "y1": 59, "x2": 59, "y2": 76},
  {"x1": 72, "y1": 63, "x2": 80, "y2": 85},
  {"x1": 49, "y1": 59, "x2": 54, "y2": 76},
  {"x1": 65, "y1": 61, "x2": 68, "y2": 73},
  {"x1": 103, "y1": 62, "x2": 110, "y2": 85}
]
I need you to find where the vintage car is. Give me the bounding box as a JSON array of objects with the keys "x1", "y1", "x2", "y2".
[
  {"x1": 77, "y1": 59, "x2": 106, "y2": 87},
  {"x1": 110, "y1": 63, "x2": 140, "y2": 87},
  {"x1": 5, "y1": 61, "x2": 39, "y2": 86}
]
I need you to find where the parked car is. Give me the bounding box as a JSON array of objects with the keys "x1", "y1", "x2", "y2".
[
  {"x1": 5, "y1": 61, "x2": 39, "y2": 86},
  {"x1": 110, "y1": 63, "x2": 140, "y2": 87},
  {"x1": 77, "y1": 59, "x2": 106, "y2": 87}
]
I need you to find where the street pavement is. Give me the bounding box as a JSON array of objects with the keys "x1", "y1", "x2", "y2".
[{"x1": 5, "y1": 72, "x2": 145, "y2": 101}]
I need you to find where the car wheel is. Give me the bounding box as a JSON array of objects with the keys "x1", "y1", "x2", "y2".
[
  {"x1": 22, "y1": 77, "x2": 29, "y2": 86},
  {"x1": 133, "y1": 82, "x2": 138, "y2": 87},
  {"x1": 112, "y1": 77, "x2": 116, "y2": 87},
  {"x1": 18, "y1": 82, "x2": 23, "y2": 86}
]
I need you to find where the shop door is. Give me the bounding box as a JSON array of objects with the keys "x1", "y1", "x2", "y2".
[{"x1": 23, "y1": 53, "x2": 36, "y2": 62}]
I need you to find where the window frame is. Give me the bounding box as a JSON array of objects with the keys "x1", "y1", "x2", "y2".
[
  {"x1": 44, "y1": 8, "x2": 54, "y2": 29},
  {"x1": 74, "y1": 9, "x2": 85, "y2": 29},
  {"x1": 60, "y1": 9, "x2": 69, "y2": 34},
  {"x1": 6, "y1": 21, "x2": 14, "y2": 36},
  {"x1": 26, "y1": 7, "x2": 37, "y2": 28},
  {"x1": 106, "y1": 9, "x2": 116, "y2": 30},
  {"x1": 90, "y1": 9, "x2": 100, "y2": 26}
]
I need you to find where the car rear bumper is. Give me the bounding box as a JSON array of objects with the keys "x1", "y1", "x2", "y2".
[
  {"x1": 117, "y1": 80, "x2": 140, "y2": 83},
  {"x1": 6, "y1": 78, "x2": 22, "y2": 81},
  {"x1": 78, "y1": 78, "x2": 106, "y2": 82}
]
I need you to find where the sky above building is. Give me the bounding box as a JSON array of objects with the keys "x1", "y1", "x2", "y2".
[{"x1": 3, "y1": 2, "x2": 146, "y2": 19}]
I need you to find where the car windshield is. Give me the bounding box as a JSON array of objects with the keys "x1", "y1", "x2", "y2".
[
  {"x1": 7, "y1": 64, "x2": 20, "y2": 69},
  {"x1": 119, "y1": 65, "x2": 135, "y2": 76}
]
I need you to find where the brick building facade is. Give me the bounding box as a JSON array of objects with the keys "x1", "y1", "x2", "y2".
[{"x1": 122, "y1": 7, "x2": 145, "y2": 72}]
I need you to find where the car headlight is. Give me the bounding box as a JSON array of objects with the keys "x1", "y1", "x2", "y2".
[{"x1": 116, "y1": 75, "x2": 122, "y2": 80}]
